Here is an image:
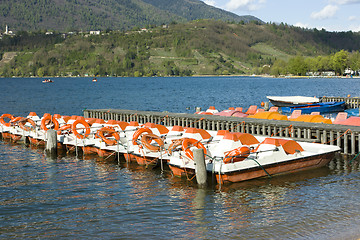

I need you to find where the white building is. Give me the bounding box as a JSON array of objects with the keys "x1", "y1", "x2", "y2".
[
  {"x1": 90, "y1": 30, "x2": 100, "y2": 35},
  {"x1": 4, "y1": 25, "x2": 14, "y2": 35}
]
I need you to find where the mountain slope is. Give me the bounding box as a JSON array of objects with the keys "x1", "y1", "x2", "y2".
[
  {"x1": 0, "y1": 0, "x2": 261, "y2": 31},
  {"x1": 140, "y1": 0, "x2": 259, "y2": 22},
  {"x1": 1, "y1": 20, "x2": 360, "y2": 78}
]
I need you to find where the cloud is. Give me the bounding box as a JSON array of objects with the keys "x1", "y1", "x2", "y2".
[
  {"x1": 329, "y1": 0, "x2": 360, "y2": 4},
  {"x1": 311, "y1": 5, "x2": 339, "y2": 20},
  {"x1": 354, "y1": 26, "x2": 360, "y2": 32},
  {"x1": 294, "y1": 22, "x2": 310, "y2": 29},
  {"x1": 203, "y1": 0, "x2": 216, "y2": 6},
  {"x1": 350, "y1": 24, "x2": 360, "y2": 32},
  {"x1": 348, "y1": 16, "x2": 358, "y2": 21},
  {"x1": 224, "y1": 0, "x2": 266, "y2": 11}
]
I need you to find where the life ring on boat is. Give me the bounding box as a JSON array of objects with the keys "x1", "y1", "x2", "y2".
[
  {"x1": 41, "y1": 115, "x2": 59, "y2": 131},
  {"x1": 97, "y1": 127, "x2": 120, "y2": 146},
  {"x1": 140, "y1": 133, "x2": 164, "y2": 152},
  {"x1": 71, "y1": 119, "x2": 91, "y2": 139},
  {"x1": 223, "y1": 146, "x2": 251, "y2": 164},
  {"x1": 18, "y1": 118, "x2": 36, "y2": 131},
  {"x1": 167, "y1": 138, "x2": 184, "y2": 155},
  {"x1": 0, "y1": 114, "x2": 14, "y2": 127},
  {"x1": 132, "y1": 127, "x2": 152, "y2": 145},
  {"x1": 182, "y1": 138, "x2": 207, "y2": 160},
  {"x1": 10, "y1": 116, "x2": 23, "y2": 124},
  {"x1": 57, "y1": 124, "x2": 71, "y2": 135}
]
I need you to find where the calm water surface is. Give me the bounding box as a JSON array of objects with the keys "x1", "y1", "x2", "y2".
[{"x1": 1, "y1": 76, "x2": 360, "y2": 239}]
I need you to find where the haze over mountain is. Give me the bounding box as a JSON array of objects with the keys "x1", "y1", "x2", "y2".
[{"x1": 0, "y1": 0, "x2": 261, "y2": 31}]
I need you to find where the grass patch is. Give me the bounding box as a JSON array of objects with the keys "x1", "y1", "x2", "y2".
[
  {"x1": 251, "y1": 43, "x2": 291, "y2": 61},
  {"x1": 150, "y1": 48, "x2": 177, "y2": 57}
]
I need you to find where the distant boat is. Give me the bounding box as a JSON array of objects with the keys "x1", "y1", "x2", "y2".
[
  {"x1": 92, "y1": 78, "x2": 98, "y2": 82},
  {"x1": 267, "y1": 96, "x2": 319, "y2": 107},
  {"x1": 281, "y1": 101, "x2": 346, "y2": 114},
  {"x1": 42, "y1": 79, "x2": 53, "y2": 83}
]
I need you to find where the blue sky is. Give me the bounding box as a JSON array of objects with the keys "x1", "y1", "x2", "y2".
[{"x1": 202, "y1": 0, "x2": 360, "y2": 32}]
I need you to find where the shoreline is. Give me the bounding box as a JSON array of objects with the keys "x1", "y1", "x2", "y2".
[{"x1": 2, "y1": 74, "x2": 360, "y2": 79}]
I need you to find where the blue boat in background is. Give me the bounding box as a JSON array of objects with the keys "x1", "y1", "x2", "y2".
[
  {"x1": 281, "y1": 101, "x2": 346, "y2": 114},
  {"x1": 345, "y1": 108, "x2": 360, "y2": 117}
]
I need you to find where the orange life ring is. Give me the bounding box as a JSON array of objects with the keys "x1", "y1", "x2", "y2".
[
  {"x1": 167, "y1": 138, "x2": 184, "y2": 155},
  {"x1": 97, "y1": 127, "x2": 120, "y2": 146},
  {"x1": 0, "y1": 114, "x2": 14, "y2": 127},
  {"x1": 10, "y1": 116, "x2": 23, "y2": 124},
  {"x1": 57, "y1": 124, "x2": 71, "y2": 135},
  {"x1": 41, "y1": 115, "x2": 59, "y2": 131},
  {"x1": 223, "y1": 146, "x2": 250, "y2": 164},
  {"x1": 182, "y1": 138, "x2": 207, "y2": 160},
  {"x1": 72, "y1": 119, "x2": 91, "y2": 139},
  {"x1": 18, "y1": 118, "x2": 36, "y2": 131},
  {"x1": 132, "y1": 127, "x2": 152, "y2": 145},
  {"x1": 140, "y1": 133, "x2": 164, "y2": 152}
]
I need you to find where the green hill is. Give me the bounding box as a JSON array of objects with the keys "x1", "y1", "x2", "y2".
[
  {"x1": 1, "y1": 20, "x2": 360, "y2": 77},
  {"x1": 0, "y1": 0, "x2": 261, "y2": 31}
]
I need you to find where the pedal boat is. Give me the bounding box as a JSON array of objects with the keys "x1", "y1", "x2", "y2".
[{"x1": 168, "y1": 132, "x2": 340, "y2": 184}]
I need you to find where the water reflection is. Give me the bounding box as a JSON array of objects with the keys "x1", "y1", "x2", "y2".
[
  {"x1": 3, "y1": 76, "x2": 360, "y2": 238},
  {"x1": 1, "y1": 141, "x2": 360, "y2": 239}
]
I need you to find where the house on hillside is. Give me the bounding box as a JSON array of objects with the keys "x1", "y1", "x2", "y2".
[
  {"x1": 90, "y1": 30, "x2": 100, "y2": 35},
  {"x1": 3, "y1": 25, "x2": 15, "y2": 36}
]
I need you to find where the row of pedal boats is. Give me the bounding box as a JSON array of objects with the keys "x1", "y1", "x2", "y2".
[{"x1": 0, "y1": 112, "x2": 340, "y2": 184}]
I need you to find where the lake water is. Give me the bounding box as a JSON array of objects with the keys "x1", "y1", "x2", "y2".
[{"x1": 1, "y1": 76, "x2": 360, "y2": 239}]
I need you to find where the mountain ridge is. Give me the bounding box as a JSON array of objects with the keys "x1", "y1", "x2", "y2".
[{"x1": 0, "y1": 0, "x2": 262, "y2": 31}]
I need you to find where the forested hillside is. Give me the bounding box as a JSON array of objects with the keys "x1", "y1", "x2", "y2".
[
  {"x1": 0, "y1": 0, "x2": 260, "y2": 31},
  {"x1": 1, "y1": 20, "x2": 360, "y2": 77}
]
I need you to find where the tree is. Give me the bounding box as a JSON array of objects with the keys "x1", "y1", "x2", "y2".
[
  {"x1": 270, "y1": 59, "x2": 287, "y2": 76},
  {"x1": 123, "y1": 58, "x2": 133, "y2": 70},
  {"x1": 37, "y1": 67, "x2": 45, "y2": 77},
  {"x1": 316, "y1": 56, "x2": 332, "y2": 71},
  {"x1": 349, "y1": 51, "x2": 360, "y2": 72},
  {"x1": 287, "y1": 56, "x2": 308, "y2": 76},
  {"x1": 331, "y1": 50, "x2": 349, "y2": 75}
]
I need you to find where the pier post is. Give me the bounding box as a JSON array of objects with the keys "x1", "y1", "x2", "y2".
[
  {"x1": 351, "y1": 133, "x2": 355, "y2": 155},
  {"x1": 45, "y1": 129, "x2": 57, "y2": 158},
  {"x1": 193, "y1": 148, "x2": 207, "y2": 187},
  {"x1": 264, "y1": 101, "x2": 270, "y2": 111}
]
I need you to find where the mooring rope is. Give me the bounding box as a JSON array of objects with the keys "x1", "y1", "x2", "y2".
[
  {"x1": 349, "y1": 151, "x2": 360, "y2": 164},
  {"x1": 322, "y1": 128, "x2": 352, "y2": 145},
  {"x1": 186, "y1": 117, "x2": 204, "y2": 128},
  {"x1": 271, "y1": 124, "x2": 293, "y2": 137},
  {"x1": 230, "y1": 121, "x2": 246, "y2": 132},
  {"x1": 250, "y1": 157, "x2": 272, "y2": 178}
]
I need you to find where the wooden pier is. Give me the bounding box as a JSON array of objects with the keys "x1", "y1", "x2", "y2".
[
  {"x1": 320, "y1": 96, "x2": 360, "y2": 108},
  {"x1": 84, "y1": 108, "x2": 360, "y2": 156}
]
